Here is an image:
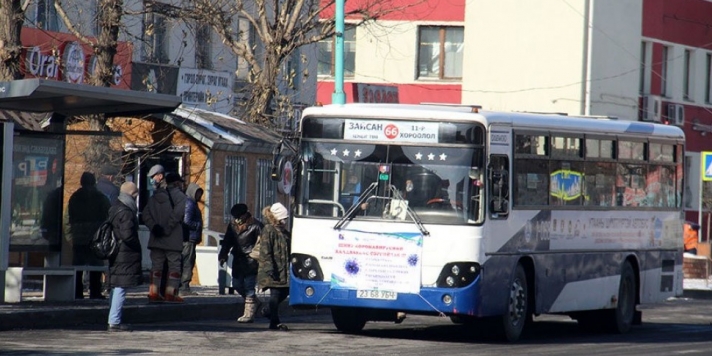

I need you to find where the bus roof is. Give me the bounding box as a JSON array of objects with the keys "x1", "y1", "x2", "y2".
[{"x1": 302, "y1": 104, "x2": 685, "y2": 141}]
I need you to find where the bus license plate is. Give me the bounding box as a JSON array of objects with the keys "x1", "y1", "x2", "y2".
[{"x1": 357, "y1": 290, "x2": 397, "y2": 300}]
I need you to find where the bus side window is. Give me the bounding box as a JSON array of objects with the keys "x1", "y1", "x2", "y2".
[{"x1": 489, "y1": 155, "x2": 510, "y2": 217}]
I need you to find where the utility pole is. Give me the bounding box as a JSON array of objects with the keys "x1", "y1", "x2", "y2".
[{"x1": 331, "y1": 0, "x2": 346, "y2": 105}]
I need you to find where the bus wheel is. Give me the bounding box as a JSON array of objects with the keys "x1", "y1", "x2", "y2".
[
  {"x1": 605, "y1": 261, "x2": 636, "y2": 333},
  {"x1": 500, "y1": 264, "x2": 529, "y2": 342},
  {"x1": 331, "y1": 307, "x2": 367, "y2": 333}
]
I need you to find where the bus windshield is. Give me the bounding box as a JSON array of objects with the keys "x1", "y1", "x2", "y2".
[{"x1": 298, "y1": 141, "x2": 484, "y2": 225}]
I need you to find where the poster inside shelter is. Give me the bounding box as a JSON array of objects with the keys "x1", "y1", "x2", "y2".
[{"x1": 10, "y1": 135, "x2": 64, "y2": 250}]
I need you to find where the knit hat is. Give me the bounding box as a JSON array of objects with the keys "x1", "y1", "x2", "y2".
[
  {"x1": 120, "y1": 181, "x2": 139, "y2": 196},
  {"x1": 80, "y1": 172, "x2": 96, "y2": 187},
  {"x1": 148, "y1": 164, "x2": 165, "y2": 178},
  {"x1": 231, "y1": 203, "x2": 249, "y2": 219},
  {"x1": 270, "y1": 202, "x2": 289, "y2": 221}
]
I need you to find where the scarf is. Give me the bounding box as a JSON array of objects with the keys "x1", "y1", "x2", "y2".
[{"x1": 118, "y1": 192, "x2": 138, "y2": 215}]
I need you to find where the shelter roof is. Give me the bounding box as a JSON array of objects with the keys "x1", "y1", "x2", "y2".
[{"x1": 0, "y1": 79, "x2": 181, "y2": 117}]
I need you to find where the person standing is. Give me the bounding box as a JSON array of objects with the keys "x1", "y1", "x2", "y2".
[
  {"x1": 67, "y1": 172, "x2": 111, "y2": 299},
  {"x1": 142, "y1": 172, "x2": 187, "y2": 303},
  {"x1": 684, "y1": 222, "x2": 700, "y2": 255},
  {"x1": 107, "y1": 182, "x2": 142, "y2": 332},
  {"x1": 218, "y1": 203, "x2": 263, "y2": 322},
  {"x1": 97, "y1": 165, "x2": 120, "y2": 204},
  {"x1": 257, "y1": 202, "x2": 291, "y2": 331},
  {"x1": 147, "y1": 164, "x2": 166, "y2": 192},
  {"x1": 180, "y1": 183, "x2": 204, "y2": 295}
]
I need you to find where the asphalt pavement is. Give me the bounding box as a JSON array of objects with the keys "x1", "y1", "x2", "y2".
[
  {"x1": 0, "y1": 283, "x2": 709, "y2": 332},
  {"x1": 0, "y1": 285, "x2": 328, "y2": 331}
]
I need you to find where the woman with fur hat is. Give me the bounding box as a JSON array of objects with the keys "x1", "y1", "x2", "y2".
[
  {"x1": 257, "y1": 202, "x2": 291, "y2": 331},
  {"x1": 218, "y1": 203, "x2": 263, "y2": 322}
]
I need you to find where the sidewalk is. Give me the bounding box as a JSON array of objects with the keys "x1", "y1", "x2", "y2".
[{"x1": 0, "y1": 285, "x2": 328, "y2": 331}]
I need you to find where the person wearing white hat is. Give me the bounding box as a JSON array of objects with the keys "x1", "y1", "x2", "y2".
[{"x1": 257, "y1": 202, "x2": 291, "y2": 331}]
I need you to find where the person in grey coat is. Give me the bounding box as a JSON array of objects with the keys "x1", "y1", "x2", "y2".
[
  {"x1": 141, "y1": 172, "x2": 187, "y2": 303},
  {"x1": 107, "y1": 182, "x2": 142, "y2": 332}
]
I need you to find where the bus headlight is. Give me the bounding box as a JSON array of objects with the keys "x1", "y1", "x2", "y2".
[
  {"x1": 291, "y1": 253, "x2": 324, "y2": 281},
  {"x1": 436, "y1": 262, "x2": 481, "y2": 288}
]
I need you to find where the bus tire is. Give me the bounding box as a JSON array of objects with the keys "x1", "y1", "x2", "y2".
[
  {"x1": 500, "y1": 264, "x2": 529, "y2": 342},
  {"x1": 331, "y1": 307, "x2": 367, "y2": 333},
  {"x1": 605, "y1": 260, "x2": 636, "y2": 334}
]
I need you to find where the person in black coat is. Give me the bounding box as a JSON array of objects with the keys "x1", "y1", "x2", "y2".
[
  {"x1": 107, "y1": 182, "x2": 142, "y2": 332},
  {"x1": 218, "y1": 203, "x2": 263, "y2": 322}
]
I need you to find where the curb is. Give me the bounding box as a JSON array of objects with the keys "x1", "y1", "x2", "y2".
[
  {"x1": 0, "y1": 297, "x2": 331, "y2": 331},
  {"x1": 682, "y1": 289, "x2": 712, "y2": 300}
]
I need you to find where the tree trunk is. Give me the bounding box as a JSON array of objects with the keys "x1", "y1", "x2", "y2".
[{"x1": 0, "y1": 0, "x2": 25, "y2": 80}]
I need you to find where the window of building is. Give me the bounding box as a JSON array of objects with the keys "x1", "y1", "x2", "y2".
[
  {"x1": 639, "y1": 41, "x2": 648, "y2": 94},
  {"x1": 417, "y1": 26, "x2": 464, "y2": 79},
  {"x1": 683, "y1": 49, "x2": 692, "y2": 101},
  {"x1": 317, "y1": 26, "x2": 355, "y2": 77},
  {"x1": 706, "y1": 53, "x2": 712, "y2": 104},
  {"x1": 661, "y1": 46, "x2": 670, "y2": 97},
  {"x1": 36, "y1": 0, "x2": 59, "y2": 32},
  {"x1": 254, "y1": 159, "x2": 278, "y2": 220},
  {"x1": 143, "y1": 12, "x2": 170, "y2": 64},
  {"x1": 93, "y1": 1, "x2": 102, "y2": 36},
  {"x1": 285, "y1": 51, "x2": 301, "y2": 90},
  {"x1": 224, "y1": 156, "x2": 247, "y2": 223},
  {"x1": 196, "y1": 24, "x2": 212, "y2": 70}
]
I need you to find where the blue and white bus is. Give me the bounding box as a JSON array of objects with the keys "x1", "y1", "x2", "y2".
[{"x1": 285, "y1": 103, "x2": 684, "y2": 341}]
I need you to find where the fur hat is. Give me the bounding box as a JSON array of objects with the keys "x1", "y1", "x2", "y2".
[
  {"x1": 148, "y1": 164, "x2": 165, "y2": 178},
  {"x1": 270, "y1": 202, "x2": 289, "y2": 221},
  {"x1": 80, "y1": 172, "x2": 96, "y2": 187},
  {"x1": 231, "y1": 203, "x2": 249, "y2": 219}
]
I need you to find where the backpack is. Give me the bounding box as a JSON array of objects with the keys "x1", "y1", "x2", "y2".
[{"x1": 90, "y1": 219, "x2": 119, "y2": 260}]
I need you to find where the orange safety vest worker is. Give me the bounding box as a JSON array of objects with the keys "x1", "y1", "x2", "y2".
[{"x1": 684, "y1": 223, "x2": 699, "y2": 252}]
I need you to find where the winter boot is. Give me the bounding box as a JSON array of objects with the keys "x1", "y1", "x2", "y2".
[
  {"x1": 148, "y1": 271, "x2": 164, "y2": 303},
  {"x1": 238, "y1": 297, "x2": 258, "y2": 323},
  {"x1": 164, "y1": 272, "x2": 184, "y2": 303}
]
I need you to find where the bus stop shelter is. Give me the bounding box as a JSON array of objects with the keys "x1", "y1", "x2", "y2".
[{"x1": 0, "y1": 78, "x2": 181, "y2": 302}]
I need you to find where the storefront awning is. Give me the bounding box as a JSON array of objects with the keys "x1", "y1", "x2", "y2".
[{"x1": 0, "y1": 78, "x2": 181, "y2": 116}]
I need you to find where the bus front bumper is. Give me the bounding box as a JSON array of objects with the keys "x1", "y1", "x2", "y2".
[{"x1": 288, "y1": 274, "x2": 482, "y2": 316}]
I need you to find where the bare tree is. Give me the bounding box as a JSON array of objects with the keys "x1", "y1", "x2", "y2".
[
  {"x1": 0, "y1": 0, "x2": 26, "y2": 80},
  {"x1": 55, "y1": 0, "x2": 125, "y2": 172},
  {"x1": 150, "y1": 0, "x2": 407, "y2": 128}
]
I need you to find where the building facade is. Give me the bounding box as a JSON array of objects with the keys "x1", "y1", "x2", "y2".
[
  {"x1": 462, "y1": 0, "x2": 712, "y2": 227},
  {"x1": 315, "y1": 0, "x2": 466, "y2": 104}
]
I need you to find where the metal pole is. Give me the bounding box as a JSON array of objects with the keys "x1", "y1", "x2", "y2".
[
  {"x1": 700, "y1": 156, "x2": 704, "y2": 242},
  {"x1": 331, "y1": 0, "x2": 346, "y2": 105}
]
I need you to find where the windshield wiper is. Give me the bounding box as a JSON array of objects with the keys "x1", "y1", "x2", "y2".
[
  {"x1": 334, "y1": 182, "x2": 378, "y2": 230},
  {"x1": 389, "y1": 185, "x2": 430, "y2": 236},
  {"x1": 333, "y1": 181, "x2": 430, "y2": 236}
]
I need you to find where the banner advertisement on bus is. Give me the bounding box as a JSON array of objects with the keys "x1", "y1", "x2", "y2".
[{"x1": 331, "y1": 230, "x2": 423, "y2": 294}]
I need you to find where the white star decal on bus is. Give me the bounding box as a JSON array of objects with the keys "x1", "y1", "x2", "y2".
[
  {"x1": 343, "y1": 149, "x2": 350, "y2": 156},
  {"x1": 415, "y1": 152, "x2": 423, "y2": 160},
  {"x1": 440, "y1": 153, "x2": 447, "y2": 161},
  {"x1": 330, "y1": 148, "x2": 337, "y2": 156},
  {"x1": 428, "y1": 153, "x2": 435, "y2": 160},
  {"x1": 354, "y1": 149, "x2": 362, "y2": 157}
]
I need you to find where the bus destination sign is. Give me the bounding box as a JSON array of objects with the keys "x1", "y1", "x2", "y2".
[{"x1": 343, "y1": 119, "x2": 439, "y2": 143}]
